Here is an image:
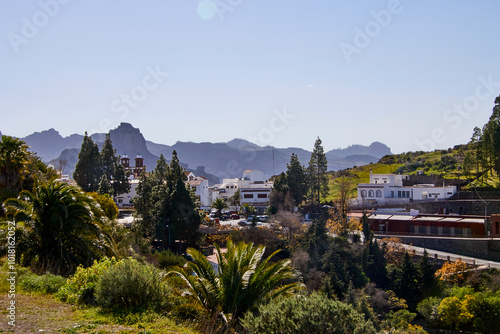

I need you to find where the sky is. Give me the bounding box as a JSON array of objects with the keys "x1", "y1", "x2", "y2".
[{"x1": 1, "y1": 1, "x2": 500, "y2": 154}]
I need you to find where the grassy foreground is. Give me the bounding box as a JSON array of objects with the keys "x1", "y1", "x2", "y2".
[{"x1": 0, "y1": 292, "x2": 199, "y2": 334}]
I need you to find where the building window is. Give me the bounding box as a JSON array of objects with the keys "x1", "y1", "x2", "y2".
[
  {"x1": 376, "y1": 190, "x2": 382, "y2": 198},
  {"x1": 244, "y1": 194, "x2": 253, "y2": 199},
  {"x1": 368, "y1": 190, "x2": 374, "y2": 197},
  {"x1": 398, "y1": 191, "x2": 402, "y2": 198},
  {"x1": 391, "y1": 191, "x2": 394, "y2": 198},
  {"x1": 361, "y1": 190, "x2": 367, "y2": 197},
  {"x1": 257, "y1": 194, "x2": 267, "y2": 199}
]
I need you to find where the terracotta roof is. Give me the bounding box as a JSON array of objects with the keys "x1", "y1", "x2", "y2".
[{"x1": 187, "y1": 180, "x2": 203, "y2": 186}]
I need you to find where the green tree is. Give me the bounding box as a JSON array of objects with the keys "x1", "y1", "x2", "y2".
[
  {"x1": 300, "y1": 217, "x2": 330, "y2": 269},
  {"x1": 362, "y1": 238, "x2": 388, "y2": 289},
  {"x1": 74, "y1": 132, "x2": 101, "y2": 192},
  {"x1": 134, "y1": 153, "x2": 200, "y2": 249},
  {"x1": 168, "y1": 240, "x2": 303, "y2": 325},
  {"x1": 322, "y1": 237, "x2": 368, "y2": 297},
  {"x1": 3, "y1": 181, "x2": 115, "y2": 276},
  {"x1": 167, "y1": 177, "x2": 202, "y2": 247},
  {"x1": 390, "y1": 252, "x2": 421, "y2": 309},
  {"x1": 240, "y1": 203, "x2": 256, "y2": 218},
  {"x1": 99, "y1": 133, "x2": 130, "y2": 197},
  {"x1": 306, "y1": 137, "x2": 329, "y2": 205},
  {"x1": 211, "y1": 198, "x2": 229, "y2": 218},
  {"x1": 111, "y1": 158, "x2": 130, "y2": 197},
  {"x1": 100, "y1": 133, "x2": 115, "y2": 180},
  {"x1": 241, "y1": 292, "x2": 376, "y2": 334},
  {"x1": 0, "y1": 135, "x2": 29, "y2": 192},
  {"x1": 97, "y1": 174, "x2": 113, "y2": 196},
  {"x1": 286, "y1": 153, "x2": 307, "y2": 206},
  {"x1": 362, "y1": 212, "x2": 372, "y2": 244},
  {"x1": 418, "y1": 250, "x2": 437, "y2": 296}
]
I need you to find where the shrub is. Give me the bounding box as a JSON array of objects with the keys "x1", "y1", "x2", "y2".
[
  {"x1": 241, "y1": 292, "x2": 376, "y2": 334},
  {"x1": 154, "y1": 249, "x2": 185, "y2": 270},
  {"x1": 416, "y1": 296, "x2": 442, "y2": 328},
  {"x1": 56, "y1": 257, "x2": 120, "y2": 305},
  {"x1": 20, "y1": 273, "x2": 66, "y2": 294},
  {"x1": 471, "y1": 291, "x2": 500, "y2": 334},
  {"x1": 95, "y1": 258, "x2": 167, "y2": 312}
]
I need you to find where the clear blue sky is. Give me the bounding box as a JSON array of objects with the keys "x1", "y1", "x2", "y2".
[{"x1": 1, "y1": 0, "x2": 499, "y2": 154}]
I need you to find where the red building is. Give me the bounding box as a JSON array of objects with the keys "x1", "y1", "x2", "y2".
[{"x1": 368, "y1": 213, "x2": 486, "y2": 237}]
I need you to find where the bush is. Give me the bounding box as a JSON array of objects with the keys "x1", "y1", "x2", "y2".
[
  {"x1": 20, "y1": 273, "x2": 66, "y2": 294},
  {"x1": 95, "y1": 258, "x2": 167, "y2": 312},
  {"x1": 416, "y1": 296, "x2": 442, "y2": 328},
  {"x1": 56, "y1": 257, "x2": 120, "y2": 305},
  {"x1": 154, "y1": 249, "x2": 185, "y2": 270},
  {"x1": 241, "y1": 292, "x2": 376, "y2": 334}
]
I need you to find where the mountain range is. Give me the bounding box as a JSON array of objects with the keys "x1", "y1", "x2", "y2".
[{"x1": 7, "y1": 123, "x2": 392, "y2": 185}]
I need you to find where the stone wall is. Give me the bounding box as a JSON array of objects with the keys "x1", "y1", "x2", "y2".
[{"x1": 402, "y1": 200, "x2": 499, "y2": 216}]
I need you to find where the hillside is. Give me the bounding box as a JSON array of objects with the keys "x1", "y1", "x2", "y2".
[{"x1": 326, "y1": 143, "x2": 498, "y2": 202}]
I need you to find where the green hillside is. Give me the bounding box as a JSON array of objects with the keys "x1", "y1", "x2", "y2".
[{"x1": 326, "y1": 143, "x2": 500, "y2": 202}]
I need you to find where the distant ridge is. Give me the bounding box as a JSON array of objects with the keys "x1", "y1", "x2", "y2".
[{"x1": 10, "y1": 123, "x2": 391, "y2": 184}]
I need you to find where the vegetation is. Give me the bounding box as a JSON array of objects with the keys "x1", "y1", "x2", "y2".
[
  {"x1": 241, "y1": 292, "x2": 376, "y2": 333},
  {"x1": 168, "y1": 240, "x2": 303, "y2": 328},
  {"x1": 133, "y1": 152, "x2": 201, "y2": 249},
  {"x1": 211, "y1": 198, "x2": 229, "y2": 218},
  {"x1": 307, "y1": 137, "x2": 329, "y2": 205},
  {"x1": 95, "y1": 258, "x2": 167, "y2": 312},
  {"x1": 3, "y1": 181, "x2": 115, "y2": 276}
]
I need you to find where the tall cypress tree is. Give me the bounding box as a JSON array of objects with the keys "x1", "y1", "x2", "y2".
[
  {"x1": 100, "y1": 133, "x2": 115, "y2": 180},
  {"x1": 307, "y1": 137, "x2": 329, "y2": 205},
  {"x1": 99, "y1": 133, "x2": 130, "y2": 197},
  {"x1": 74, "y1": 132, "x2": 101, "y2": 192},
  {"x1": 286, "y1": 153, "x2": 307, "y2": 206}
]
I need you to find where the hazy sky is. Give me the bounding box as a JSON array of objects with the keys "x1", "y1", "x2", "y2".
[{"x1": 1, "y1": 1, "x2": 499, "y2": 154}]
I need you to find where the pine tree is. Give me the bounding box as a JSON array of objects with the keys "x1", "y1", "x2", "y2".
[
  {"x1": 134, "y1": 152, "x2": 200, "y2": 250},
  {"x1": 418, "y1": 250, "x2": 437, "y2": 296},
  {"x1": 168, "y1": 150, "x2": 186, "y2": 188},
  {"x1": 100, "y1": 133, "x2": 115, "y2": 180},
  {"x1": 74, "y1": 132, "x2": 101, "y2": 192},
  {"x1": 98, "y1": 174, "x2": 113, "y2": 195},
  {"x1": 112, "y1": 158, "x2": 130, "y2": 197},
  {"x1": 286, "y1": 153, "x2": 307, "y2": 206},
  {"x1": 307, "y1": 137, "x2": 329, "y2": 205}
]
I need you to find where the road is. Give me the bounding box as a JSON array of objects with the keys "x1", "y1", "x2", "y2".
[{"x1": 398, "y1": 243, "x2": 500, "y2": 269}]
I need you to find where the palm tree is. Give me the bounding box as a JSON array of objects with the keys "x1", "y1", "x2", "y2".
[
  {"x1": 168, "y1": 240, "x2": 303, "y2": 327},
  {"x1": 211, "y1": 198, "x2": 229, "y2": 218},
  {"x1": 0, "y1": 136, "x2": 29, "y2": 191},
  {"x1": 3, "y1": 180, "x2": 116, "y2": 276}
]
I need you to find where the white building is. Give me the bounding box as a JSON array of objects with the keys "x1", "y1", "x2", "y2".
[
  {"x1": 354, "y1": 172, "x2": 457, "y2": 206},
  {"x1": 185, "y1": 172, "x2": 210, "y2": 207},
  {"x1": 115, "y1": 178, "x2": 139, "y2": 208}
]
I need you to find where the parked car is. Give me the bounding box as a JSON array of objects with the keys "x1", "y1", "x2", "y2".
[
  {"x1": 230, "y1": 214, "x2": 239, "y2": 220},
  {"x1": 238, "y1": 220, "x2": 249, "y2": 226}
]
